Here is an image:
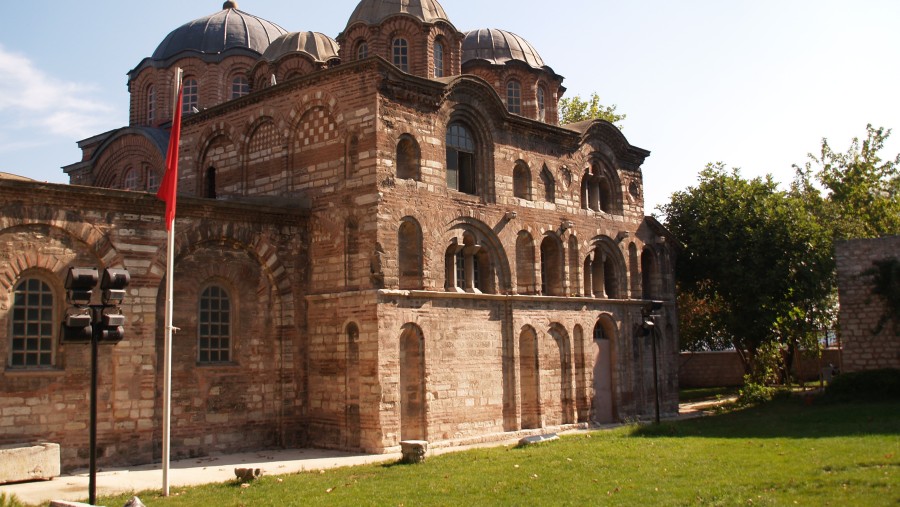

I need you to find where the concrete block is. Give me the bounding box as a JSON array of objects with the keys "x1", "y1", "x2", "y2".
[
  {"x1": 518, "y1": 433, "x2": 559, "y2": 446},
  {"x1": 0, "y1": 443, "x2": 61, "y2": 484}
]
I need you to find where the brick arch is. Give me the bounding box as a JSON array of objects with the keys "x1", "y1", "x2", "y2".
[
  {"x1": 93, "y1": 132, "x2": 166, "y2": 189},
  {"x1": 584, "y1": 236, "x2": 627, "y2": 299},
  {"x1": 242, "y1": 114, "x2": 285, "y2": 195},
  {"x1": 274, "y1": 56, "x2": 319, "y2": 82},
  {"x1": 148, "y1": 224, "x2": 293, "y2": 326},
  {"x1": 445, "y1": 216, "x2": 512, "y2": 293},
  {"x1": 0, "y1": 220, "x2": 124, "y2": 291},
  {"x1": 195, "y1": 124, "x2": 240, "y2": 197}
]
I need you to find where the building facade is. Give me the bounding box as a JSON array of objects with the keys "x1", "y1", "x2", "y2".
[{"x1": 1, "y1": 0, "x2": 679, "y2": 470}]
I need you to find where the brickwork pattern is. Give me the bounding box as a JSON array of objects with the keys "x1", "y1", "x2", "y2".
[{"x1": 836, "y1": 236, "x2": 900, "y2": 372}]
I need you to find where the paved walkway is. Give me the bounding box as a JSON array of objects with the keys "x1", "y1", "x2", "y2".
[{"x1": 1, "y1": 401, "x2": 722, "y2": 506}]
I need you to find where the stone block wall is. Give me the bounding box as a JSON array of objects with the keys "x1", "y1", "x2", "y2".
[{"x1": 836, "y1": 236, "x2": 900, "y2": 372}]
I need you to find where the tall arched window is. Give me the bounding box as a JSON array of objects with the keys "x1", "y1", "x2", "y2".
[
  {"x1": 396, "y1": 135, "x2": 421, "y2": 180},
  {"x1": 231, "y1": 75, "x2": 249, "y2": 99},
  {"x1": 147, "y1": 85, "x2": 155, "y2": 124},
  {"x1": 506, "y1": 80, "x2": 521, "y2": 114},
  {"x1": 199, "y1": 285, "x2": 231, "y2": 363},
  {"x1": 357, "y1": 41, "x2": 368, "y2": 60},
  {"x1": 446, "y1": 122, "x2": 476, "y2": 194},
  {"x1": 9, "y1": 276, "x2": 55, "y2": 367},
  {"x1": 433, "y1": 42, "x2": 444, "y2": 78},
  {"x1": 392, "y1": 38, "x2": 409, "y2": 72},
  {"x1": 182, "y1": 78, "x2": 199, "y2": 115},
  {"x1": 537, "y1": 86, "x2": 546, "y2": 122},
  {"x1": 398, "y1": 219, "x2": 423, "y2": 290}
]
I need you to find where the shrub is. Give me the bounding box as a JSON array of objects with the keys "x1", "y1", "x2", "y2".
[{"x1": 823, "y1": 368, "x2": 900, "y2": 402}]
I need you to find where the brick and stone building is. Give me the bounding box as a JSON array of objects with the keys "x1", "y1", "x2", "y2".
[
  {"x1": 0, "y1": 0, "x2": 679, "y2": 470},
  {"x1": 835, "y1": 235, "x2": 900, "y2": 372}
]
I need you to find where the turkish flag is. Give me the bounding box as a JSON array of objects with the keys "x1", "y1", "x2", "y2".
[{"x1": 157, "y1": 84, "x2": 183, "y2": 230}]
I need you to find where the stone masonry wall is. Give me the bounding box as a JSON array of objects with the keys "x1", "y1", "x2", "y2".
[{"x1": 836, "y1": 236, "x2": 900, "y2": 372}]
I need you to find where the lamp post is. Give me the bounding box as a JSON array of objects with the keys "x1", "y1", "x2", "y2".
[
  {"x1": 62, "y1": 267, "x2": 130, "y2": 505},
  {"x1": 641, "y1": 301, "x2": 664, "y2": 424}
]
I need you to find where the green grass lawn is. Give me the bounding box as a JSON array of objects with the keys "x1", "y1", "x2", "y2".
[{"x1": 80, "y1": 399, "x2": 900, "y2": 506}]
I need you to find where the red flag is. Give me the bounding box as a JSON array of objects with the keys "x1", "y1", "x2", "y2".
[{"x1": 157, "y1": 84, "x2": 184, "y2": 230}]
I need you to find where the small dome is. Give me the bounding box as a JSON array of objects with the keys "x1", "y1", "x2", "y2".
[
  {"x1": 346, "y1": 0, "x2": 450, "y2": 28},
  {"x1": 462, "y1": 29, "x2": 547, "y2": 70},
  {"x1": 262, "y1": 32, "x2": 340, "y2": 64},
  {"x1": 151, "y1": 4, "x2": 288, "y2": 62}
]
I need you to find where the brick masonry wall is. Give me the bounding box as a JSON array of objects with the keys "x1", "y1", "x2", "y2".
[
  {"x1": 678, "y1": 349, "x2": 843, "y2": 388},
  {"x1": 0, "y1": 180, "x2": 307, "y2": 470},
  {"x1": 836, "y1": 236, "x2": 900, "y2": 372}
]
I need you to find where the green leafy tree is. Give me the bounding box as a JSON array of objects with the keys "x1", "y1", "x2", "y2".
[
  {"x1": 795, "y1": 124, "x2": 900, "y2": 240},
  {"x1": 558, "y1": 92, "x2": 626, "y2": 127},
  {"x1": 661, "y1": 164, "x2": 835, "y2": 377}
]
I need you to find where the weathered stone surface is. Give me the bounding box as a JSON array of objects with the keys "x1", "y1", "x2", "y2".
[
  {"x1": 0, "y1": 443, "x2": 60, "y2": 484},
  {"x1": 518, "y1": 434, "x2": 559, "y2": 446},
  {"x1": 400, "y1": 440, "x2": 428, "y2": 464}
]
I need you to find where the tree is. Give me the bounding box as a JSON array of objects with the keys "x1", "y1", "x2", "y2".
[
  {"x1": 660, "y1": 164, "x2": 835, "y2": 377},
  {"x1": 558, "y1": 92, "x2": 626, "y2": 128},
  {"x1": 795, "y1": 124, "x2": 900, "y2": 240}
]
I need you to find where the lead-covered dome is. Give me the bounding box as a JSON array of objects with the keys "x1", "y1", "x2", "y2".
[
  {"x1": 150, "y1": 2, "x2": 288, "y2": 62},
  {"x1": 345, "y1": 0, "x2": 451, "y2": 28},
  {"x1": 262, "y1": 32, "x2": 340, "y2": 64},
  {"x1": 462, "y1": 28, "x2": 548, "y2": 70}
]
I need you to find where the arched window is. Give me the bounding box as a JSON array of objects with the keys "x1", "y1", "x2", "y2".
[
  {"x1": 396, "y1": 135, "x2": 421, "y2": 180},
  {"x1": 9, "y1": 276, "x2": 55, "y2": 367},
  {"x1": 182, "y1": 78, "x2": 199, "y2": 115},
  {"x1": 540, "y1": 236, "x2": 563, "y2": 296},
  {"x1": 147, "y1": 85, "x2": 155, "y2": 124},
  {"x1": 346, "y1": 135, "x2": 360, "y2": 177},
  {"x1": 122, "y1": 167, "x2": 140, "y2": 190},
  {"x1": 446, "y1": 122, "x2": 476, "y2": 194},
  {"x1": 513, "y1": 161, "x2": 531, "y2": 200},
  {"x1": 537, "y1": 86, "x2": 546, "y2": 122},
  {"x1": 231, "y1": 75, "x2": 249, "y2": 99},
  {"x1": 205, "y1": 167, "x2": 217, "y2": 198},
  {"x1": 540, "y1": 165, "x2": 555, "y2": 203},
  {"x1": 433, "y1": 42, "x2": 444, "y2": 78},
  {"x1": 392, "y1": 38, "x2": 409, "y2": 72},
  {"x1": 356, "y1": 41, "x2": 368, "y2": 60},
  {"x1": 398, "y1": 219, "x2": 424, "y2": 290},
  {"x1": 445, "y1": 233, "x2": 493, "y2": 293},
  {"x1": 516, "y1": 231, "x2": 536, "y2": 294},
  {"x1": 345, "y1": 220, "x2": 359, "y2": 288},
  {"x1": 506, "y1": 80, "x2": 521, "y2": 114},
  {"x1": 198, "y1": 285, "x2": 231, "y2": 363}
]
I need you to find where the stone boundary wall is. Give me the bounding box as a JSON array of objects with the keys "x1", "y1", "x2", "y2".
[
  {"x1": 836, "y1": 235, "x2": 900, "y2": 372},
  {"x1": 678, "y1": 349, "x2": 843, "y2": 388}
]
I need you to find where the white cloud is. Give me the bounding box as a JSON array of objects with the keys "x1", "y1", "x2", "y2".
[{"x1": 0, "y1": 44, "x2": 117, "y2": 139}]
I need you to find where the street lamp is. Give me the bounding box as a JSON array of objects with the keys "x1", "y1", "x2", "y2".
[
  {"x1": 62, "y1": 266, "x2": 130, "y2": 505},
  {"x1": 641, "y1": 300, "x2": 664, "y2": 424}
]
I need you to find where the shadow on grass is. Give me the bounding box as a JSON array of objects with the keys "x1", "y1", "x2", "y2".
[{"x1": 633, "y1": 397, "x2": 900, "y2": 439}]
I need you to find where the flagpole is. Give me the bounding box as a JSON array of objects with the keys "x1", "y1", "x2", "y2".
[
  {"x1": 161, "y1": 67, "x2": 182, "y2": 497},
  {"x1": 162, "y1": 224, "x2": 174, "y2": 497}
]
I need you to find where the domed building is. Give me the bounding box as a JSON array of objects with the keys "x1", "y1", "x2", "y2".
[{"x1": 0, "y1": 0, "x2": 679, "y2": 470}]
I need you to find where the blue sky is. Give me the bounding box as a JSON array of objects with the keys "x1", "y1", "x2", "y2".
[{"x1": 1, "y1": 0, "x2": 898, "y2": 213}]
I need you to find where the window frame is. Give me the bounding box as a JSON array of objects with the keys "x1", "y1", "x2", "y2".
[
  {"x1": 8, "y1": 275, "x2": 57, "y2": 369},
  {"x1": 392, "y1": 38, "x2": 409, "y2": 72},
  {"x1": 197, "y1": 284, "x2": 233, "y2": 364},
  {"x1": 230, "y1": 75, "x2": 249, "y2": 99},
  {"x1": 446, "y1": 122, "x2": 477, "y2": 195},
  {"x1": 357, "y1": 41, "x2": 368, "y2": 60},
  {"x1": 147, "y1": 84, "x2": 155, "y2": 124},
  {"x1": 182, "y1": 77, "x2": 199, "y2": 115},
  {"x1": 506, "y1": 80, "x2": 522, "y2": 115},
  {"x1": 537, "y1": 86, "x2": 546, "y2": 122},
  {"x1": 433, "y1": 41, "x2": 444, "y2": 78}
]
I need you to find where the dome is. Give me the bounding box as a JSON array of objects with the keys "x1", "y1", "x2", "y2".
[
  {"x1": 345, "y1": 0, "x2": 451, "y2": 28},
  {"x1": 150, "y1": 2, "x2": 288, "y2": 62},
  {"x1": 262, "y1": 32, "x2": 340, "y2": 64},
  {"x1": 462, "y1": 29, "x2": 547, "y2": 70}
]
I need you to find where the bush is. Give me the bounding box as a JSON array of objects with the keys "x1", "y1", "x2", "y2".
[
  {"x1": 823, "y1": 368, "x2": 900, "y2": 402},
  {"x1": 0, "y1": 493, "x2": 25, "y2": 507},
  {"x1": 737, "y1": 377, "x2": 776, "y2": 406}
]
